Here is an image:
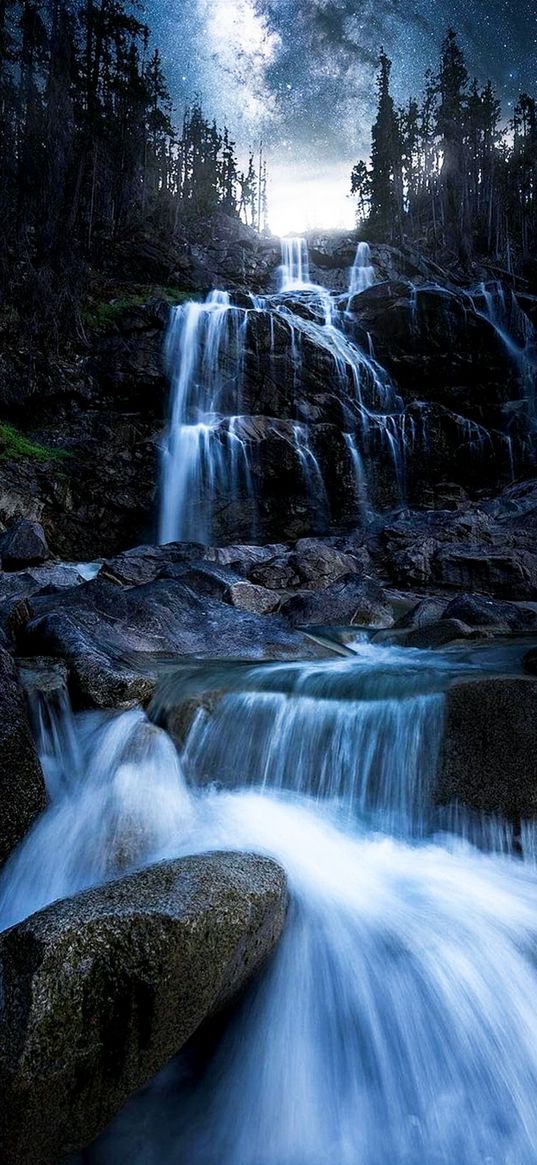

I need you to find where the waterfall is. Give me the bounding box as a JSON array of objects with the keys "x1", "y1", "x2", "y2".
[
  {"x1": 343, "y1": 432, "x2": 369, "y2": 516},
  {"x1": 180, "y1": 649, "x2": 448, "y2": 836},
  {"x1": 279, "y1": 236, "x2": 312, "y2": 291},
  {"x1": 10, "y1": 644, "x2": 530, "y2": 1164},
  {"x1": 159, "y1": 291, "x2": 256, "y2": 545},
  {"x1": 159, "y1": 242, "x2": 418, "y2": 544},
  {"x1": 349, "y1": 241, "x2": 376, "y2": 296},
  {"x1": 157, "y1": 247, "x2": 534, "y2": 547}
]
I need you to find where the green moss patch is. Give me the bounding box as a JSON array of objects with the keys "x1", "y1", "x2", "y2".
[
  {"x1": 0, "y1": 424, "x2": 71, "y2": 462},
  {"x1": 83, "y1": 287, "x2": 198, "y2": 332}
]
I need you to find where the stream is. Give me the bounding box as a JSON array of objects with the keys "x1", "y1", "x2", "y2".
[{"x1": 2, "y1": 641, "x2": 537, "y2": 1163}]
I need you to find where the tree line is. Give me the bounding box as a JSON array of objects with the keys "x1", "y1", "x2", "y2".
[
  {"x1": 0, "y1": 0, "x2": 267, "y2": 342},
  {"x1": 351, "y1": 30, "x2": 537, "y2": 275}
]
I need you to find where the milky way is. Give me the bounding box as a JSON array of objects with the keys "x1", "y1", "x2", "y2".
[{"x1": 145, "y1": 0, "x2": 537, "y2": 230}]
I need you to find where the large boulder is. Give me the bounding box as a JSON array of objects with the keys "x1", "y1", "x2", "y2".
[
  {"x1": 279, "y1": 573, "x2": 393, "y2": 628},
  {"x1": 432, "y1": 546, "x2": 537, "y2": 599},
  {"x1": 442, "y1": 592, "x2": 537, "y2": 631},
  {"x1": 0, "y1": 851, "x2": 288, "y2": 1165},
  {"x1": 1, "y1": 518, "x2": 49, "y2": 570},
  {"x1": 0, "y1": 646, "x2": 46, "y2": 865},
  {"x1": 248, "y1": 541, "x2": 368, "y2": 591},
  {"x1": 437, "y1": 676, "x2": 537, "y2": 817}
]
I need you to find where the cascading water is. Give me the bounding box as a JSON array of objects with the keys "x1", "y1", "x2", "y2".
[
  {"x1": 469, "y1": 280, "x2": 537, "y2": 428},
  {"x1": 0, "y1": 681, "x2": 192, "y2": 931},
  {"x1": 5, "y1": 644, "x2": 537, "y2": 1164},
  {"x1": 279, "y1": 236, "x2": 313, "y2": 291},
  {"x1": 159, "y1": 290, "x2": 257, "y2": 545},
  {"x1": 349, "y1": 241, "x2": 376, "y2": 296},
  {"x1": 159, "y1": 238, "x2": 429, "y2": 543},
  {"x1": 159, "y1": 242, "x2": 535, "y2": 548}
]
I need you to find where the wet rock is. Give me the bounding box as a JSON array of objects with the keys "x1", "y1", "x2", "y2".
[
  {"x1": 395, "y1": 596, "x2": 448, "y2": 629},
  {"x1": 17, "y1": 655, "x2": 69, "y2": 700},
  {"x1": 0, "y1": 851, "x2": 288, "y2": 1165},
  {"x1": 442, "y1": 593, "x2": 537, "y2": 631},
  {"x1": 403, "y1": 618, "x2": 483, "y2": 649},
  {"x1": 0, "y1": 646, "x2": 46, "y2": 865},
  {"x1": 207, "y1": 542, "x2": 288, "y2": 571},
  {"x1": 438, "y1": 676, "x2": 537, "y2": 817},
  {"x1": 159, "y1": 561, "x2": 282, "y2": 617},
  {"x1": 19, "y1": 607, "x2": 158, "y2": 710},
  {"x1": 17, "y1": 575, "x2": 331, "y2": 708},
  {"x1": 100, "y1": 542, "x2": 208, "y2": 587},
  {"x1": 522, "y1": 648, "x2": 537, "y2": 675},
  {"x1": 249, "y1": 543, "x2": 365, "y2": 591},
  {"x1": 388, "y1": 533, "x2": 537, "y2": 600},
  {"x1": 280, "y1": 574, "x2": 393, "y2": 628},
  {"x1": 432, "y1": 546, "x2": 537, "y2": 599},
  {"x1": 1, "y1": 518, "x2": 49, "y2": 569},
  {"x1": 388, "y1": 537, "x2": 438, "y2": 587},
  {"x1": 0, "y1": 564, "x2": 90, "y2": 641}
]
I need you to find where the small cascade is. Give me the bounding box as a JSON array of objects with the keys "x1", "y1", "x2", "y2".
[
  {"x1": 0, "y1": 691, "x2": 192, "y2": 930},
  {"x1": 343, "y1": 432, "x2": 369, "y2": 516},
  {"x1": 181, "y1": 649, "x2": 448, "y2": 836},
  {"x1": 348, "y1": 241, "x2": 376, "y2": 296},
  {"x1": 470, "y1": 280, "x2": 537, "y2": 426},
  {"x1": 279, "y1": 236, "x2": 312, "y2": 291},
  {"x1": 291, "y1": 422, "x2": 331, "y2": 528}
]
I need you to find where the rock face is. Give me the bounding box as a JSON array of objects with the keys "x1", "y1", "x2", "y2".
[
  {"x1": 0, "y1": 850, "x2": 288, "y2": 1165},
  {"x1": 0, "y1": 646, "x2": 46, "y2": 865},
  {"x1": 438, "y1": 677, "x2": 537, "y2": 818},
  {"x1": 368, "y1": 490, "x2": 537, "y2": 600},
  {"x1": 0, "y1": 227, "x2": 534, "y2": 558}
]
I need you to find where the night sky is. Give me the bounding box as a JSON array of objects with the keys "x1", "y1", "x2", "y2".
[{"x1": 145, "y1": 0, "x2": 537, "y2": 232}]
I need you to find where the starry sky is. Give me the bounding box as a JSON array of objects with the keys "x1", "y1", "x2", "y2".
[{"x1": 145, "y1": 0, "x2": 537, "y2": 233}]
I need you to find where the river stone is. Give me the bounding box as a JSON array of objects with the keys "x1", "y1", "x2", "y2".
[
  {"x1": 0, "y1": 851, "x2": 288, "y2": 1165},
  {"x1": 442, "y1": 592, "x2": 537, "y2": 630},
  {"x1": 1, "y1": 518, "x2": 50, "y2": 569},
  {"x1": 437, "y1": 676, "x2": 537, "y2": 817},
  {"x1": 402, "y1": 618, "x2": 485, "y2": 649},
  {"x1": 523, "y1": 648, "x2": 537, "y2": 676},
  {"x1": 0, "y1": 646, "x2": 46, "y2": 865},
  {"x1": 279, "y1": 574, "x2": 393, "y2": 628}
]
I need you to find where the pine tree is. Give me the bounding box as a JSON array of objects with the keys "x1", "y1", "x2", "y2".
[
  {"x1": 436, "y1": 28, "x2": 469, "y2": 251},
  {"x1": 350, "y1": 159, "x2": 371, "y2": 224},
  {"x1": 369, "y1": 49, "x2": 402, "y2": 239}
]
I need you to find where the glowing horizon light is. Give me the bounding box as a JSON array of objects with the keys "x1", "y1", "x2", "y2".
[{"x1": 268, "y1": 169, "x2": 357, "y2": 236}]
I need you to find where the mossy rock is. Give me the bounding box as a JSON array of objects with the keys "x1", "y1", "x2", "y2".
[{"x1": 0, "y1": 851, "x2": 288, "y2": 1165}]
